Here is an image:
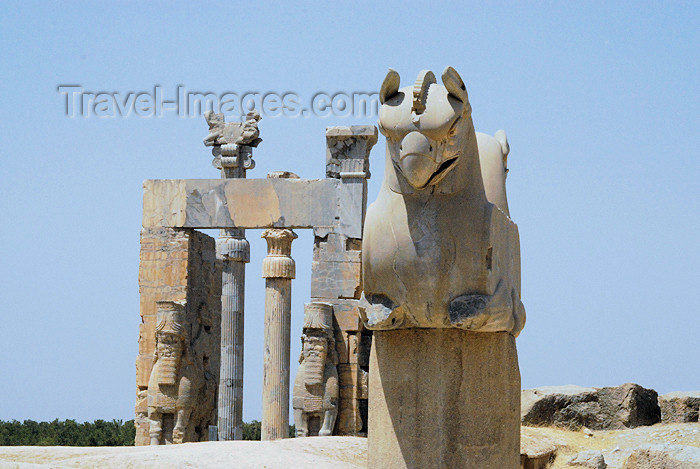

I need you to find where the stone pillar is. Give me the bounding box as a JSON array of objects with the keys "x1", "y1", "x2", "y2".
[
  {"x1": 135, "y1": 227, "x2": 221, "y2": 445},
  {"x1": 217, "y1": 161, "x2": 248, "y2": 442},
  {"x1": 368, "y1": 330, "x2": 520, "y2": 468},
  {"x1": 217, "y1": 227, "x2": 249, "y2": 441},
  {"x1": 261, "y1": 228, "x2": 297, "y2": 440},
  {"x1": 361, "y1": 69, "x2": 526, "y2": 467},
  {"x1": 204, "y1": 110, "x2": 261, "y2": 441},
  {"x1": 310, "y1": 126, "x2": 377, "y2": 436}
]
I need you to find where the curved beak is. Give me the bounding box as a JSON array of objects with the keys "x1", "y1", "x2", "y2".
[{"x1": 397, "y1": 132, "x2": 437, "y2": 188}]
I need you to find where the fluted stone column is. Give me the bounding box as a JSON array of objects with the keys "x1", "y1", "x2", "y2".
[
  {"x1": 214, "y1": 139, "x2": 255, "y2": 441},
  {"x1": 261, "y1": 228, "x2": 297, "y2": 440},
  {"x1": 217, "y1": 225, "x2": 249, "y2": 441}
]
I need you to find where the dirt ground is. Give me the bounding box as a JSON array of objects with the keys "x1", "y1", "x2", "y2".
[{"x1": 0, "y1": 423, "x2": 698, "y2": 468}]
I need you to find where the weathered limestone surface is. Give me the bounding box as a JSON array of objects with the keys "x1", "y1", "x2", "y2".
[
  {"x1": 135, "y1": 227, "x2": 221, "y2": 445},
  {"x1": 521, "y1": 383, "x2": 661, "y2": 430},
  {"x1": 659, "y1": 391, "x2": 700, "y2": 423},
  {"x1": 305, "y1": 126, "x2": 377, "y2": 436},
  {"x1": 477, "y1": 129, "x2": 512, "y2": 217},
  {"x1": 147, "y1": 302, "x2": 197, "y2": 445},
  {"x1": 360, "y1": 67, "x2": 525, "y2": 335},
  {"x1": 293, "y1": 302, "x2": 339, "y2": 437},
  {"x1": 217, "y1": 231, "x2": 248, "y2": 440},
  {"x1": 142, "y1": 178, "x2": 339, "y2": 230},
  {"x1": 362, "y1": 67, "x2": 524, "y2": 467},
  {"x1": 261, "y1": 228, "x2": 297, "y2": 441},
  {"x1": 625, "y1": 444, "x2": 700, "y2": 469},
  {"x1": 520, "y1": 426, "x2": 558, "y2": 469},
  {"x1": 568, "y1": 450, "x2": 607, "y2": 468},
  {"x1": 369, "y1": 330, "x2": 521, "y2": 469},
  {"x1": 204, "y1": 111, "x2": 262, "y2": 442},
  {"x1": 206, "y1": 111, "x2": 257, "y2": 442}
]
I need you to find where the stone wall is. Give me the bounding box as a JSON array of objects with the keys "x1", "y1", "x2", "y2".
[
  {"x1": 135, "y1": 227, "x2": 221, "y2": 445},
  {"x1": 310, "y1": 234, "x2": 370, "y2": 435},
  {"x1": 306, "y1": 127, "x2": 377, "y2": 436}
]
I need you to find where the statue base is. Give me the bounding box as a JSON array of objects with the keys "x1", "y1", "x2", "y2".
[{"x1": 368, "y1": 329, "x2": 520, "y2": 469}]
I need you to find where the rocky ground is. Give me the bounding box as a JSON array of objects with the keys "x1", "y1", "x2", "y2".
[
  {"x1": 522, "y1": 423, "x2": 700, "y2": 468},
  {"x1": 0, "y1": 424, "x2": 698, "y2": 468}
]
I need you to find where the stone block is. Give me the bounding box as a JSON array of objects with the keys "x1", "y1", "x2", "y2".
[
  {"x1": 596, "y1": 383, "x2": 660, "y2": 429},
  {"x1": 142, "y1": 178, "x2": 339, "y2": 230},
  {"x1": 369, "y1": 329, "x2": 520, "y2": 468},
  {"x1": 521, "y1": 383, "x2": 660, "y2": 430},
  {"x1": 133, "y1": 411, "x2": 150, "y2": 447},
  {"x1": 313, "y1": 232, "x2": 361, "y2": 263},
  {"x1": 520, "y1": 427, "x2": 558, "y2": 469},
  {"x1": 135, "y1": 227, "x2": 221, "y2": 445},
  {"x1": 625, "y1": 444, "x2": 700, "y2": 469},
  {"x1": 659, "y1": 391, "x2": 700, "y2": 423},
  {"x1": 318, "y1": 298, "x2": 361, "y2": 332},
  {"x1": 310, "y1": 261, "x2": 361, "y2": 300},
  {"x1": 337, "y1": 179, "x2": 366, "y2": 239},
  {"x1": 135, "y1": 354, "x2": 154, "y2": 388},
  {"x1": 568, "y1": 450, "x2": 606, "y2": 468}
]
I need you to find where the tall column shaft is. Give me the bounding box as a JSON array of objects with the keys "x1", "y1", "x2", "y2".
[
  {"x1": 369, "y1": 329, "x2": 521, "y2": 468},
  {"x1": 262, "y1": 278, "x2": 292, "y2": 440},
  {"x1": 217, "y1": 229, "x2": 249, "y2": 441},
  {"x1": 261, "y1": 228, "x2": 297, "y2": 441},
  {"x1": 203, "y1": 111, "x2": 260, "y2": 442}
]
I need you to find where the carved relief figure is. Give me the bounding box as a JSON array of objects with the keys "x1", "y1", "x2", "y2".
[
  {"x1": 293, "y1": 303, "x2": 339, "y2": 436},
  {"x1": 147, "y1": 301, "x2": 200, "y2": 444},
  {"x1": 360, "y1": 67, "x2": 526, "y2": 335}
]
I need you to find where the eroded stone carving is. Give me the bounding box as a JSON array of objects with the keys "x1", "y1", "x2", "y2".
[
  {"x1": 135, "y1": 227, "x2": 220, "y2": 446},
  {"x1": 360, "y1": 67, "x2": 525, "y2": 336},
  {"x1": 147, "y1": 301, "x2": 200, "y2": 445},
  {"x1": 203, "y1": 110, "x2": 262, "y2": 148},
  {"x1": 293, "y1": 302, "x2": 339, "y2": 437},
  {"x1": 204, "y1": 110, "x2": 262, "y2": 171}
]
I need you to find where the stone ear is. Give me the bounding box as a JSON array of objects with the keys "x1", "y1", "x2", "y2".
[
  {"x1": 442, "y1": 66, "x2": 468, "y2": 103},
  {"x1": 379, "y1": 68, "x2": 401, "y2": 104},
  {"x1": 494, "y1": 130, "x2": 509, "y2": 157}
]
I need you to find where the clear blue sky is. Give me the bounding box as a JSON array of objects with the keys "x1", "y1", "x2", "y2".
[{"x1": 1, "y1": 1, "x2": 698, "y2": 423}]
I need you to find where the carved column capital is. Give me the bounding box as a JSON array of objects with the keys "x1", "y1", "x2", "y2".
[
  {"x1": 261, "y1": 229, "x2": 297, "y2": 279},
  {"x1": 325, "y1": 126, "x2": 378, "y2": 179},
  {"x1": 217, "y1": 236, "x2": 250, "y2": 263}
]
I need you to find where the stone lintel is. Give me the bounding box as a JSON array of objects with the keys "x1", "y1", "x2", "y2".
[{"x1": 143, "y1": 178, "x2": 339, "y2": 230}]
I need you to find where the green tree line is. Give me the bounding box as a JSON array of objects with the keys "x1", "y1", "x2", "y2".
[
  {"x1": 0, "y1": 419, "x2": 295, "y2": 445},
  {"x1": 0, "y1": 419, "x2": 135, "y2": 446},
  {"x1": 240, "y1": 420, "x2": 295, "y2": 440}
]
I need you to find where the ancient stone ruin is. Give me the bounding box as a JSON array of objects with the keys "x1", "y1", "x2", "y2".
[
  {"x1": 293, "y1": 302, "x2": 339, "y2": 437},
  {"x1": 135, "y1": 228, "x2": 220, "y2": 445},
  {"x1": 135, "y1": 117, "x2": 377, "y2": 443},
  {"x1": 135, "y1": 67, "x2": 527, "y2": 469}
]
